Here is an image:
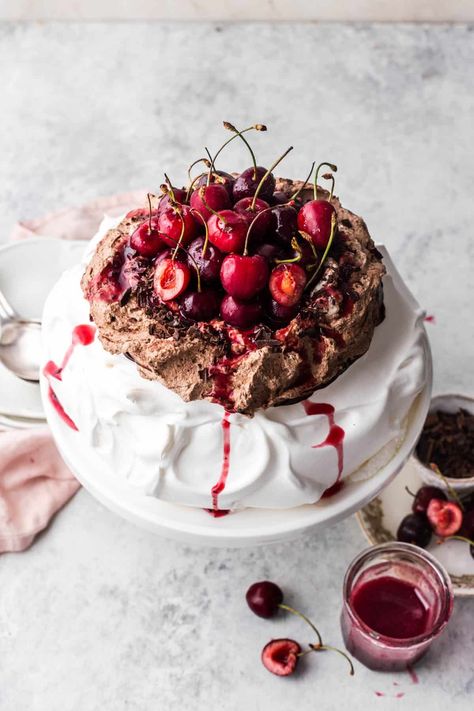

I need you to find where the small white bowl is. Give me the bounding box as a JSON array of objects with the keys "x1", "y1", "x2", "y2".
[{"x1": 411, "y1": 393, "x2": 474, "y2": 495}]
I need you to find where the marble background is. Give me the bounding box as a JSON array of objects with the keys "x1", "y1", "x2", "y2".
[{"x1": 0, "y1": 22, "x2": 473, "y2": 711}]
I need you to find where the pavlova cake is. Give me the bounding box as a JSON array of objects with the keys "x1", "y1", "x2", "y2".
[{"x1": 42, "y1": 123, "x2": 427, "y2": 514}]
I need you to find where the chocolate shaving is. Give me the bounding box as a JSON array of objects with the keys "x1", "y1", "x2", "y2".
[{"x1": 416, "y1": 409, "x2": 474, "y2": 479}]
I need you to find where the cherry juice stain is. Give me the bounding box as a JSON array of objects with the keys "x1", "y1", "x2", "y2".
[
  {"x1": 406, "y1": 665, "x2": 419, "y2": 684},
  {"x1": 206, "y1": 412, "x2": 232, "y2": 517},
  {"x1": 424, "y1": 314, "x2": 436, "y2": 324},
  {"x1": 43, "y1": 324, "x2": 96, "y2": 431},
  {"x1": 303, "y1": 401, "x2": 345, "y2": 483}
]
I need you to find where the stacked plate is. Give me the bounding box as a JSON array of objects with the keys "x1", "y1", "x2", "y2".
[{"x1": 0, "y1": 238, "x2": 85, "y2": 428}]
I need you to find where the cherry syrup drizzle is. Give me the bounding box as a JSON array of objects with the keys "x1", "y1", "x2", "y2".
[
  {"x1": 207, "y1": 412, "x2": 232, "y2": 517},
  {"x1": 43, "y1": 325, "x2": 96, "y2": 431},
  {"x1": 303, "y1": 401, "x2": 345, "y2": 486}
]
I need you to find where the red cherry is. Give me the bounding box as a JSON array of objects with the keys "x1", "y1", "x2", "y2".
[
  {"x1": 412, "y1": 486, "x2": 447, "y2": 514},
  {"x1": 233, "y1": 197, "x2": 271, "y2": 241},
  {"x1": 246, "y1": 581, "x2": 283, "y2": 618},
  {"x1": 426, "y1": 499, "x2": 463, "y2": 537},
  {"x1": 180, "y1": 289, "x2": 220, "y2": 322},
  {"x1": 158, "y1": 188, "x2": 187, "y2": 213},
  {"x1": 261, "y1": 639, "x2": 301, "y2": 677},
  {"x1": 220, "y1": 254, "x2": 269, "y2": 300},
  {"x1": 220, "y1": 295, "x2": 262, "y2": 329},
  {"x1": 269, "y1": 263, "x2": 306, "y2": 307},
  {"x1": 153, "y1": 257, "x2": 190, "y2": 301},
  {"x1": 130, "y1": 221, "x2": 164, "y2": 257},
  {"x1": 233, "y1": 166, "x2": 275, "y2": 202},
  {"x1": 207, "y1": 210, "x2": 248, "y2": 253},
  {"x1": 194, "y1": 170, "x2": 235, "y2": 200},
  {"x1": 264, "y1": 298, "x2": 299, "y2": 326},
  {"x1": 190, "y1": 184, "x2": 231, "y2": 222},
  {"x1": 297, "y1": 200, "x2": 335, "y2": 250},
  {"x1": 157, "y1": 205, "x2": 198, "y2": 249},
  {"x1": 187, "y1": 236, "x2": 223, "y2": 283}
]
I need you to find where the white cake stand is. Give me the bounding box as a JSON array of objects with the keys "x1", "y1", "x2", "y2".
[{"x1": 42, "y1": 334, "x2": 432, "y2": 547}]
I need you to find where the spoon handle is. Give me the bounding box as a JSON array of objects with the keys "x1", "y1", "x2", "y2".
[{"x1": 0, "y1": 289, "x2": 17, "y2": 321}]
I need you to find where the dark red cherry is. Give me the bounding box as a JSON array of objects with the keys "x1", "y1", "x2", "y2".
[
  {"x1": 156, "y1": 188, "x2": 187, "y2": 214},
  {"x1": 246, "y1": 581, "x2": 283, "y2": 618},
  {"x1": 396, "y1": 513, "x2": 432, "y2": 548},
  {"x1": 153, "y1": 257, "x2": 190, "y2": 301},
  {"x1": 130, "y1": 221, "x2": 163, "y2": 257},
  {"x1": 269, "y1": 263, "x2": 307, "y2": 307},
  {"x1": 255, "y1": 242, "x2": 284, "y2": 261},
  {"x1": 460, "y1": 508, "x2": 474, "y2": 539},
  {"x1": 220, "y1": 254, "x2": 269, "y2": 300},
  {"x1": 261, "y1": 639, "x2": 301, "y2": 677},
  {"x1": 291, "y1": 238, "x2": 318, "y2": 269},
  {"x1": 412, "y1": 486, "x2": 447, "y2": 514},
  {"x1": 207, "y1": 210, "x2": 248, "y2": 253},
  {"x1": 157, "y1": 205, "x2": 198, "y2": 248},
  {"x1": 180, "y1": 290, "x2": 220, "y2": 322},
  {"x1": 233, "y1": 166, "x2": 276, "y2": 202},
  {"x1": 220, "y1": 295, "x2": 262, "y2": 329},
  {"x1": 264, "y1": 298, "x2": 299, "y2": 326},
  {"x1": 271, "y1": 190, "x2": 289, "y2": 205},
  {"x1": 194, "y1": 170, "x2": 235, "y2": 200},
  {"x1": 233, "y1": 197, "x2": 271, "y2": 241},
  {"x1": 270, "y1": 204, "x2": 298, "y2": 245},
  {"x1": 297, "y1": 200, "x2": 336, "y2": 250},
  {"x1": 187, "y1": 236, "x2": 223, "y2": 283},
  {"x1": 190, "y1": 184, "x2": 231, "y2": 222}
]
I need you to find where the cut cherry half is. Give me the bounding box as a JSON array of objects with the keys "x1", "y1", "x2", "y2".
[
  {"x1": 261, "y1": 639, "x2": 301, "y2": 677},
  {"x1": 426, "y1": 499, "x2": 463, "y2": 537},
  {"x1": 269, "y1": 263, "x2": 307, "y2": 307},
  {"x1": 153, "y1": 257, "x2": 191, "y2": 301}
]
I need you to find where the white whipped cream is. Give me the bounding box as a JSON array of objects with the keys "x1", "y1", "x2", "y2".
[{"x1": 41, "y1": 217, "x2": 427, "y2": 510}]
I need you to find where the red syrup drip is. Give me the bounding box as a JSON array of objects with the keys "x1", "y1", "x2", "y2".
[
  {"x1": 407, "y1": 665, "x2": 419, "y2": 684},
  {"x1": 424, "y1": 314, "x2": 436, "y2": 324},
  {"x1": 43, "y1": 325, "x2": 96, "y2": 431},
  {"x1": 303, "y1": 401, "x2": 345, "y2": 484},
  {"x1": 205, "y1": 412, "x2": 232, "y2": 518}
]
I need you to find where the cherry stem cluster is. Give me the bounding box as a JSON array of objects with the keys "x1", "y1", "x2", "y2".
[{"x1": 313, "y1": 161, "x2": 338, "y2": 200}]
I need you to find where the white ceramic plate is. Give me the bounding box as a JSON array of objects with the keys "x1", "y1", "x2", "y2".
[
  {"x1": 42, "y1": 335, "x2": 433, "y2": 547},
  {"x1": 0, "y1": 238, "x2": 85, "y2": 419},
  {"x1": 357, "y1": 458, "x2": 474, "y2": 597}
]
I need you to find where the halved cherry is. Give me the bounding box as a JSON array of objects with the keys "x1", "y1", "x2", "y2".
[
  {"x1": 158, "y1": 205, "x2": 198, "y2": 248},
  {"x1": 153, "y1": 257, "x2": 190, "y2": 301},
  {"x1": 426, "y1": 499, "x2": 463, "y2": 537},
  {"x1": 269, "y1": 263, "x2": 307, "y2": 307},
  {"x1": 130, "y1": 221, "x2": 164, "y2": 257}
]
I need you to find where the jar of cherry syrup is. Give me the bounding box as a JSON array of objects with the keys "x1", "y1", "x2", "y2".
[{"x1": 341, "y1": 543, "x2": 453, "y2": 671}]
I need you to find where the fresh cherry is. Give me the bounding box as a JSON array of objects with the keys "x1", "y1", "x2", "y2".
[
  {"x1": 396, "y1": 512, "x2": 432, "y2": 548},
  {"x1": 246, "y1": 581, "x2": 283, "y2": 619},
  {"x1": 153, "y1": 257, "x2": 190, "y2": 301},
  {"x1": 220, "y1": 254, "x2": 269, "y2": 300},
  {"x1": 269, "y1": 263, "x2": 307, "y2": 307},
  {"x1": 233, "y1": 166, "x2": 276, "y2": 202},
  {"x1": 180, "y1": 290, "x2": 220, "y2": 322},
  {"x1": 130, "y1": 220, "x2": 163, "y2": 257},
  {"x1": 207, "y1": 210, "x2": 248, "y2": 253},
  {"x1": 261, "y1": 639, "x2": 301, "y2": 677},
  {"x1": 190, "y1": 184, "x2": 231, "y2": 222},
  {"x1": 158, "y1": 205, "x2": 198, "y2": 248},
  {"x1": 156, "y1": 188, "x2": 187, "y2": 215},
  {"x1": 427, "y1": 499, "x2": 463, "y2": 537},
  {"x1": 460, "y1": 508, "x2": 474, "y2": 539},
  {"x1": 233, "y1": 197, "x2": 271, "y2": 241},
  {"x1": 220, "y1": 295, "x2": 262, "y2": 329},
  {"x1": 270, "y1": 204, "x2": 298, "y2": 245},
  {"x1": 297, "y1": 200, "x2": 336, "y2": 250},
  {"x1": 264, "y1": 298, "x2": 299, "y2": 326},
  {"x1": 186, "y1": 236, "x2": 223, "y2": 283},
  {"x1": 194, "y1": 170, "x2": 235, "y2": 200},
  {"x1": 255, "y1": 242, "x2": 284, "y2": 261},
  {"x1": 271, "y1": 190, "x2": 289, "y2": 205},
  {"x1": 412, "y1": 486, "x2": 447, "y2": 514}
]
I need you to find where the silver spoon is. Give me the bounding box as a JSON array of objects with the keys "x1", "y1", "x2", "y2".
[{"x1": 0, "y1": 288, "x2": 41, "y2": 382}]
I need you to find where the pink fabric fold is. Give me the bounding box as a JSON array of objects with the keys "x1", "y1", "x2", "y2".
[
  {"x1": 1, "y1": 189, "x2": 145, "y2": 552},
  {"x1": 0, "y1": 428, "x2": 81, "y2": 553}
]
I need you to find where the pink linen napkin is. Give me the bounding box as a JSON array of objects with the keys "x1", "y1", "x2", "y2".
[{"x1": 1, "y1": 189, "x2": 144, "y2": 552}]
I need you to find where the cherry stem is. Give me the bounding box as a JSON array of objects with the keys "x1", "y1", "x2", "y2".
[
  {"x1": 313, "y1": 162, "x2": 338, "y2": 200},
  {"x1": 290, "y1": 161, "x2": 315, "y2": 202},
  {"x1": 146, "y1": 192, "x2": 153, "y2": 233},
  {"x1": 305, "y1": 212, "x2": 337, "y2": 292},
  {"x1": 171, "y1": 210, "x2": 186, "y2": 261},
  {"x1": 429, "y1": 463, "x2": 465, "y2": 511},
  {"x1": 163, "y1": 173, "x2": 177, "y2": 204},
  {"x1": 405, "y1": 486, "x2": 416, "y2": 498},
  {"x1": 250, "y1": 146, "x2": 293, "y2": 211},
  {"x1": 275, "y1": 236, "x2": 304, "y2": 265},
  {"x1": 242, "y1": 204, "x2": 274, "y2": 256},
  {"x1": 278, "y1": 603, "x2": 323, "y2": 648},
  {"x1": 309, "y1": 643, "x2": 355, "y2": 676},
  {"x1": 189, "y1": 207, "x2": 209, "y2": 258},
  {"x1": 221, "y1": 122, "x2": 263, "y2": 180},
  {"x1": 187, "y1": 157, "x2": 211, "y2": 184},
  {"x1": 440, "y1": 535, "x2": 474, "y2": 546},
  {"x1": 323, "y1": 173, "x2": 336, "y2": 201}
]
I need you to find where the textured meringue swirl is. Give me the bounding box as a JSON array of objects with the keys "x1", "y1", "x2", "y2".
[{"x1": 41, "y1": 217, "x2": 427, "y2": 511}]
